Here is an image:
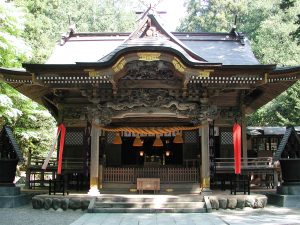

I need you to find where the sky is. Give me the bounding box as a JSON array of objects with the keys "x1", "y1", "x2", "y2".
[{"x1": 138, "y1": 0, "x2": 187, "y2": 31}]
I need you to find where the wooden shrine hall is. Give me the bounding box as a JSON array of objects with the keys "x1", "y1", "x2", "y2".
[{"x1": 1, "y1": 12, "x2": 300, "y2": 194}]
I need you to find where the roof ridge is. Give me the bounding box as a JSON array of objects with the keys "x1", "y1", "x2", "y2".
[{"x1": 97, "y1": 13, "x2": 208, "y2": 63}]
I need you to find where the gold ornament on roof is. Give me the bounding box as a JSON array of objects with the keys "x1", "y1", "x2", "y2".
[
  {"x1": 112, "y1": 57, "x2": 126, "y2": 72},
  {"x1": 137, "y1": 52, "x2": 161, "y2": 61}
]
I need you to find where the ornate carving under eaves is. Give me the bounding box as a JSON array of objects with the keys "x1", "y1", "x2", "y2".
[
  {"x1": 122, "y1": 61, "x2": 180, "y2": 80},
  {"x1": 88, "y1": 88, "x2": 220, "y2": 125}
]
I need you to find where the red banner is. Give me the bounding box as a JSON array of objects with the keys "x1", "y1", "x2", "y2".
[
  {"x1": 57, "y1": 123, "x2": 66, "y2": 175},
  {"x1": 233, "y1": 123, "x2": 241, "y2": 174}
]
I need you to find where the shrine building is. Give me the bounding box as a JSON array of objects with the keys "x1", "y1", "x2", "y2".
[{"x1": 1, "y1": 12, "x2": 300, "y2": 194}]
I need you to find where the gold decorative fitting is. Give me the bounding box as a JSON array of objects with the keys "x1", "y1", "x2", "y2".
[
  {"x1": 133, "y1": 134, "x2": 143, "y2": 147},
  {"x1": 137, "y1": 52, "x2": 161, "y2": 61},
  {"x1": 113, "y1": 132, "x2": 122, "y2": 145},
  {"x1": 172, "y1": 57, "x2": 186, "y2": 73},
  {"x1": 201, "y1": 177, "x2": 210, "y2": 189},
  {"x1": 153, "y1": 135, "x2": 163, "y2": 147},
  {"x1": 264, "y1": 73, "x2": 268, "y2": 83},
  {"x1": 198, "y1": 69, "x2": 214, "y2": 78},
  {"x1": 89, "y1": 71, "x2": 99, "y2": 77},
  {"x1": 173, "y1": 132, "x2": 183, "y2": 144},
  {"x1": 112, "y1": 57, "x2": 126, "y2": 73}
]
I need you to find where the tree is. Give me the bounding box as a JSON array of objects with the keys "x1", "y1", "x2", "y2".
[
  {"x1": 248, "y1": 81, "x2": 300, "y2": 126},
  {"x1": 0, "y1": 1, "x2": 30, "y2": 67},
  {"x1": 179, "y1": 0, "x2": 247, "y2": 33},
  {"x1": 0, "y1": 1, "x2": 55, "y2": 161},
  {"x1": 0, "y1": 82, "x2": 56, "y2": 158}
]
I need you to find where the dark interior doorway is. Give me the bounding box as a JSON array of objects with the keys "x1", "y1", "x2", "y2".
[{"x1": 121, "y1": 136, "x2": 183, "y2": 166}]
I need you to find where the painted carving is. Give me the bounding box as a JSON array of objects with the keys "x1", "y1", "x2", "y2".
[
  {"x1": 89, "y1": 89, "x2": 219, "y2": 125},
  {"x1": 162, "y1": 101, "x2": 197, "y2": 111},
  {"x1": 122, "y1": 61, "x2": 179, "y2": 80}
]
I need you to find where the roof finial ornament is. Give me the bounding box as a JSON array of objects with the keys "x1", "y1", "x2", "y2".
[{"x1": 136, "y1": 0, "x2": 166, "y2": 22}]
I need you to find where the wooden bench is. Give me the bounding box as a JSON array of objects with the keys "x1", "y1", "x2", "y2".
[
  {"x1": 230, "y1": 174, "x2": 250, "y2": 195},
  {"x1": 49, "y1": 176, "x2": 69, "y2": 195},
  {"x1": 137, "y1": 178, "x2": 160, "y2": 194}
]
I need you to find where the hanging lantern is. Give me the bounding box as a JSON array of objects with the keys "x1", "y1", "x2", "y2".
[
  {"x1": 165, "y1": 150, "x2": 171, "y2": 157},
  {"x1": 139, "y1": 150, "x2": 144, "y2": 157},
  {"x1": 153, "y1": 135, "x2": 163, "y2": 147},
  {"x1": 113, "y1": 132, "x2": 122, "y2": 145},
  {"x1": 173, "y1": 132, "x2": 183, "y2": 144},
  {"x1": 133, "y1": 134, "x2": 143, "y2": 147}
]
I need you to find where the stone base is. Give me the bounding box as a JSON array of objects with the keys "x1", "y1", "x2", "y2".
[
  {"x1": 277, "y1": 182, "x2": 300, "y2": 195},
  {"x1": 0, "y1": 194, "x2": 32, "y2": 208},
  {"x1": 267, "y1": 193, "x2": 300, "y2": 208},
  {"x1": 0, "y1": 186, "x2": 32, "y2": 208},
  {"x1": 0, "y1": 186, "x2": 20, "y2": 196}
]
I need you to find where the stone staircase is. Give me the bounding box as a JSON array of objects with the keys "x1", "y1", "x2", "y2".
[{"x1": 88, "y1": 194, "x2": 207, "y2": 213}]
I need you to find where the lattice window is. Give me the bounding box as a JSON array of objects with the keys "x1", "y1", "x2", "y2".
[
  {"x1": 183, "y1": 130, "x2": 198, "y2": 144},
  {"x1": 106, "y1": 132, "x2": 115, "y2": 144},
  {"x1": 221, "y1": 132, "x2": 233, "y2": 145},
  {"x1": 65, "y1": 131, "x2": 83, "y2": 146}
]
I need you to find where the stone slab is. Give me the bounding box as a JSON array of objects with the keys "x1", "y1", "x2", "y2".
[
  {"x1": 0, "y1": 193, "x2": 32, "y2": 208},
  {"x1": 0, "y1": 186, "x2": 20, "y2": 196},
  {"x1": 267, "y1": 193, "x2": 300, "y2": 208},
  {"x1": 277, "y1": 183, "x2": 300, "y2": 195}
]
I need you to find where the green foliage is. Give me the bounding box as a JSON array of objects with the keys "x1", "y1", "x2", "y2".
[
  {"x1": 280, "y1": 0, "x2": 296, "y2": 11},
  {"x1": 247, "y1": 81, "x2": 300, "y2": 126},
  {"x1": 252, "y1": 14, "x2": 300, "y2": 66},
  {"x1": 0, "y1": 82, "x2": 56, "y2": 157},
  {"x1": 179, "y1": 0, "x2": 247, "y2": 32},
  {"x1": 291, "y1": 14, "x2": 300, "y2": 44},
  {"x1": 0, "y1": 1, "x2": 31, "y2": 67}
]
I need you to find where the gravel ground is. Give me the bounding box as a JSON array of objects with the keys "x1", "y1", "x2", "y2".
[
  {"x1": 0, "y1": 204, "x2": 85, "y2": 225},
  {"x1": 213, "y1": 206, "x2": 300, "y2": 225},
  {"x1": 2, "y1": 204, "x2": 300, "y2": 225}
]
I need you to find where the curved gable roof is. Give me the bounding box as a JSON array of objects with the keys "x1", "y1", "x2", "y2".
[{"x1": 46, "y1": 14, "x2": 259, "y2": 66}]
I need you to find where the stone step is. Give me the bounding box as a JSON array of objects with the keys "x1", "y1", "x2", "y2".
[
  {"x1": 96, "y1": 195, "x2": 204, "y2": 203},
  {"x1": 94, "y1": 201, "x2": 205, "y2": 209},
  {"x1": 89, "y1": 194, "x2": 207, "y2": 213},
  {"x1": 91, "y1": 207, "x2": 206, "y2": 213}
]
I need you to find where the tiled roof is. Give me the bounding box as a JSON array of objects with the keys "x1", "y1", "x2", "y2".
[{"x1": 46, "y1": 14, "x2": 259, "y2": 65}]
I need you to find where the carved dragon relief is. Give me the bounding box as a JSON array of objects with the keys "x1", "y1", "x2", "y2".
[
  {"x1": 121, "y1": 61, "x2": 180, "y2": 81},
  {"x1": 86, "y1": 89, "x2": 219, "y2": 125}
]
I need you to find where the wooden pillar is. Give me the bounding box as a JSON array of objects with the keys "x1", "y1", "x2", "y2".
[
  {"x1": 88, "y1": 124, "x2": 100, "y2": 196},
  {"x1": 241, "y1": 105, "x2": 248, "y2": 166},
  {"x1": 201, "y1": 120, "x2": 210, "y2": 191}
]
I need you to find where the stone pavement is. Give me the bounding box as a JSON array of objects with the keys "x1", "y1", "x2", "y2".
[
  {"x1": 70, "y1": 213, "x2": 226, "y2": 225},
  {"x1": 70, "y1": 206, "x2": 300, "y2": 225}
]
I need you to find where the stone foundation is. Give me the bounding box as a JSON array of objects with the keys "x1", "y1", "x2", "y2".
[
  {"x1": 208, "y1": 195, "x2": 267, "y2": 210},
  {"x1": 32, "y1": 196, "x2": 92, "y2": 211},
  {"x1": 0, "y1": 187, "x2": 32, "y2": 208}
]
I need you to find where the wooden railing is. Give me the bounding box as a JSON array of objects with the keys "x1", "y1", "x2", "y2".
[
  {"x1": 104, "y1": 167, "x2": 199, "y2": 184},
  {"x1": 214, "y1": 157, "x2": 274, "y2": 174},
  {"x1": 29, "y1": 157, "x2": 88, "y2": 171}
]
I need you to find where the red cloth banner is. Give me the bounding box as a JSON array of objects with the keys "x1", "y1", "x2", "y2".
[
  {"x1": 57, "y1": 123, "x2": 66, "y2": 175},
  {"x1": 233, "y1": 123, "x2": 241, "y2": 174}
]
